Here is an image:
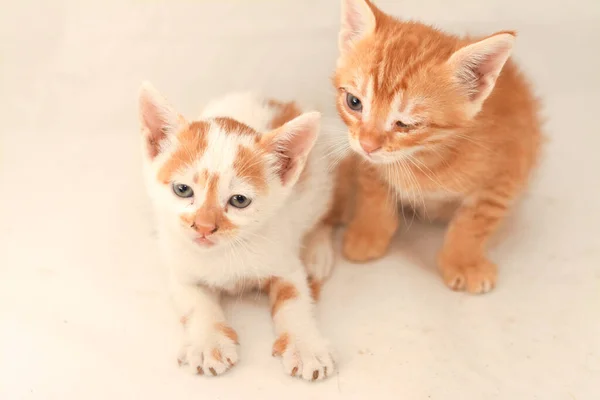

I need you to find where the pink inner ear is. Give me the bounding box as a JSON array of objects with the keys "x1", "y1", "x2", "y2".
[
  {"x1": 462, "y1": 58, "x2": 489, "y2": 101},
  {"x1": 340, "y1": 0, "x2": 375, "y2": 51},
  {"x1": 139, "y1": 91, "x2": 173, "y2": 159},
  {"x1": 141, "y1": 101, "x2": 165, "y2": 137},
  {"x1": 344, "y1": 8, "x2": 364, "y2": 34},
  {"x1": 452, "y1": 33, "x2": 515, "y2": 103},
  {"x1": 275, "y1": 150, "x2": 296, "y2": 186},
  {"x1": 263, "y1": 112, "x2": 319, "y2": 186},
  {"x1": 273, "y1": 131, "x2": 311, "y2": 186}
]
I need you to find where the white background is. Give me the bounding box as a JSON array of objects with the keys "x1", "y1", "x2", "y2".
[{"x1": 1, "y1": 0, "x2": 599, "y2": 399}]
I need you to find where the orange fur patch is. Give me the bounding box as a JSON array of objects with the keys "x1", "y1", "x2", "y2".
[
  {"x1": 342, "y1": 162, "x2": 398, "y2": 262},
  {"x1": 308, "y1": 278, "x2": 321, "y2": 302},
  {"x1": 214, "y1": 117, "x2": 257, "y2": 136},
  {"x1": 157, "y1": 121, "x2": 209, "y2": 184},
  {"x1": 193, "y1": 170, "x2": 208, "y2": 187},
  {"x1": 268, "y1": 278, "x2": 299, "y2": 317},
  {"x1": 179, "y1": 213, "x2": 195, "y2": 227},
  {"x1": 211, "y1": 348, "x2": 223, "y2": 362},
  {"x1": 272, "y1": 333, "x2": 289, "y2": 357},
  {"x1": 267, "y1": 99, "x2": 302, "y2": 129},
  {"x1": 261, "y1": 279, "x2": 272, "y2": 293},
  {"x1": 233, "y1": 145, "x2": 267, "y2": 194},
  {"x1": 215, "y1": 322, "x2": 239, "y2": 344},
  {"x1": 191, "y1": 173, "x2": 237, "y2": 234}
]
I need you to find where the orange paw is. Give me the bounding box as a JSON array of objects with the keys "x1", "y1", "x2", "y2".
[
  {"x1": 439, "y1": 255, "x2": 498, "y2": 294},
  {"x1": 342, "y1": 224, "x2": 392, "y2": 262}
]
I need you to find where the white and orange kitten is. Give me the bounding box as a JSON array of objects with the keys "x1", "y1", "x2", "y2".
[{"x1": 139, "y1": 83, "x2": 337, "y2": 381}]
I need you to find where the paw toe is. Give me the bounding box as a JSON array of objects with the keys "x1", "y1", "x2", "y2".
[{"x1": 441, "y1": 258, "x2": 497, "y2": 294}]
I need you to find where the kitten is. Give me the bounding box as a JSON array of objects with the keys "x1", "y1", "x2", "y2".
[
  {"x1": 332, "y1": 0, "x2": 542, "y2": 293},
  {"x1": 139, "y1": 83, "x2": 336, "y2": 380}
]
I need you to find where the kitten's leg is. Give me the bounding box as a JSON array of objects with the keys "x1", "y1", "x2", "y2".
[
  {"x1": 438, "y1": 184, "x2": 517, "y2": 294},
  {"x1": 268, "y1": 267, "x2": 335, "y2": 381},
  {"x1": 301, "y1": 222, "x2": 335, "y2": 300},
  {"x1": 343, "y1": 163, "x2": 398, "y2": 262},
  {"x1": 171, "y1": 279, "x2": 239, "y2": 376}
]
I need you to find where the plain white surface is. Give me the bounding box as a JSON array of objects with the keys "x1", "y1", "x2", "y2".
[{"x1": 1, "y1": 0, "x2": 599, "y2": 399}]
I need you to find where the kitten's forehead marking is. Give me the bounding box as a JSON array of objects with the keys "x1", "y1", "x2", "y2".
[
  {"x1": 204, "y1": 173, "x2": 220, "y2": 207},
  {"x1": 203, "y1": 119, "x2": 268, "y2": 196},
  {"x1": 213, "y1": 117, "x2": 257, "y2": 137},
  {"x1": 193, "y1": 169, "x2": 208, "y2": 187},
  {"x1": 201, "y1": 121, "x2": 244, "y2": 175},
  {"x1": 188, "y1": 172, "x2": 238, "y2": 234},
  {"x1": 157, "y1": 121, "x2": 209, "y2": 184},
  {"x1": 234, "y1": 144, "x2": 268, "y2": 194}
]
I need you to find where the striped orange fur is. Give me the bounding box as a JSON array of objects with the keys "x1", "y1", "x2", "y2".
[{"x1": 334, "y1": 0, "x2": 543, "y2": 293}]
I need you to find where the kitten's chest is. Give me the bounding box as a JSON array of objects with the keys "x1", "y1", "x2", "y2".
[
  {"x1": 165, "y1": 236, "x2": 288, "y2": 292},
  {"x1": 380, "y1": 168, "x2": 463, "y2": 210},
  {"x1": 378, "y1": 163, "x2": 462, "y2": 199}
]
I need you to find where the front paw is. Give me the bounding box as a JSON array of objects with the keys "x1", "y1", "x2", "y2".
[
  {"x1": 272, "y1": 333, "x2": 335, "y2": 381},
  {"x1": 439, "y1": 254, "x2": 498, "y2": 294},
  {"x1": 178, "y1": 323, "x2": 239, "y2": 376},
  {"x1": 343, "y1": 224, "x2": 392, "y2": 262}
]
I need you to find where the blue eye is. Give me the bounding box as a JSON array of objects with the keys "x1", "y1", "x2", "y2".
[
  {"x1": 346, "y1": 93, "x2": 363, "y2": 111},
  {"x1": 173, "y1": 183, "x2": 194, "y2": 198},
  {"x1": 228, "y1": 195, "x2": 251, "y2": 209}
]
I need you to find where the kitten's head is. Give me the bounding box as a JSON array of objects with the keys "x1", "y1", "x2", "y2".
[
  {"x1": 334, "y1": 0, "x2": 515, "y2": 164},
  {"x1": 139, "y1": 83, "x2": 320, "y2": 251}
]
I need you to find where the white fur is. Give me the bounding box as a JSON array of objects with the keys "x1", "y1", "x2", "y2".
[
  {"x1": 362, "y1": 75, "x2": 374, "y2": 122},
  {"x1": 140, "y1": 86, "x2": 336, "y2": 380},
  {"x1": 384, "y1": 92, "x2": 424, "y2": 130}
]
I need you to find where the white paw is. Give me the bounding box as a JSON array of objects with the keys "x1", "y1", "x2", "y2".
[
  {"x1": 303, "y1": 225, "x2": 335, "y2": 282},
  {"x1": 273, "y1": 333, "x2": 335, "y2": 381},
  {"x1": 178, "y1": 325, "x2": 239, "y2": 376}
]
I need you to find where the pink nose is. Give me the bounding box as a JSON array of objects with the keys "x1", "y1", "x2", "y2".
[
  {"x1": 359, "y1": 137, "x2": 381, "y2": 154},
  {"x1": 192, "y1": 222, "x2": 218, "y2": 237}
]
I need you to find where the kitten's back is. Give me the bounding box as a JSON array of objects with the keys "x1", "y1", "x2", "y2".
[{"x1": 199, "y1": 92, "x2": 303, "y2": 134}]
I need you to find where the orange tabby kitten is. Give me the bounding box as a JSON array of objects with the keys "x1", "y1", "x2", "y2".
[{"x1": 332, "y1": 0, "x2": 542, "y2": 293}]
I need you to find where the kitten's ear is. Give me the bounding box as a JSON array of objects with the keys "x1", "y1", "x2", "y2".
[
  {"x1": 138, "y1": 81, "x2": 184, "y2": 159},
  {"x1": 339, "y1": 0, "x2": 377, "y2": 54},
  {"x1": 447, "y1": 32, "x2": 516, "y2": 117},
  {"x1": 261, "y1": 112, "x2": 321, "y2": 186}
]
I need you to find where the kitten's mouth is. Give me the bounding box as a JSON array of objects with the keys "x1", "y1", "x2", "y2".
[
  {"x1": 193, "y1": 236, "x2": 215, "y2": 247},
  {"x1": 356, "y1": 149, "x2": 387, "y2": 163}
]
